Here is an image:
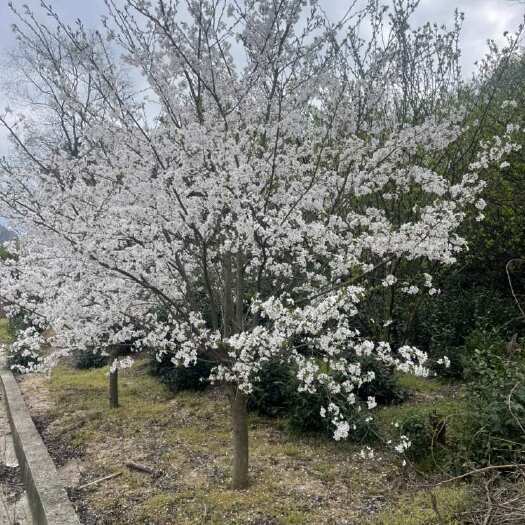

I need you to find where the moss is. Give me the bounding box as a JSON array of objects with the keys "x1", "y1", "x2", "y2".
[{"x1": 369, "y1": 484, "x2": 471, "y2": 525}]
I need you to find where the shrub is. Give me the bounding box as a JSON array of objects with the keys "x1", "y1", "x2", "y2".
[
  {"x1": 357, "y1": 358, "x2": 407, "y2": 405},
  {"x1": 287, "y1": 386, "x2": 377, "y2": 443},
  {"x1": 414, "y1": 285, "x2": 520, "y2": 379},
  {"x1": 71, "y1": 348, "x2": 108, "y2": 369},
  {"x1": 6, "y1": 327, "x2": 42, "y2": 373},
  {"x1": 459, "y1": 334, "x2": 525, "y2": 467},
  {"x1": 396, "y1": 408, "x2": 448, "y2": 462},
  {"x1": 246, "y1": 357, "x2": 402, "y2": 442},
  {"x1": 287, "y1": 387, "x2": 327, "y2": 435},
  {"x1": 7, "y1": 313, "x2": 28, "y2": 337},
  {"x1": 149, "y1": 351, "x2": 212, "y2": 393},
  {"x1": 248, "y1": 360, "x2": 295, "y2": 417}
]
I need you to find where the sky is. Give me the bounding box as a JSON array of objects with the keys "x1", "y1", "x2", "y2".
[{"x1": 0, "y1": 0, "x2": 523, "y2": 156}]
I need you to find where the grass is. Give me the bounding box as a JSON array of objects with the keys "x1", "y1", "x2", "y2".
[
  {"x1": 17, "y1": 360, "x2": 477, "y2": 524},
  {"x1": 377, "y1": 371, "x2": 464, "y2": 435},
  {"x1": 0, "y1": 318, "x2": 13, "y2": 344},
  {"x1": 377, "y1": 399, "x2": 463, "y2": 431},
  {"x1": 397, "y1": 373, "x2": 445, "y2": 394},
  {"x1": 368, "y1": 484, "x2": 472, "y2": 525}
]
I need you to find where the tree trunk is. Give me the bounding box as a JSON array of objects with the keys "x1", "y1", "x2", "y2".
[
  {"x1": 109, "y1": 366, "x2": 119, "y2": 409},
  {"x1": 230, "y1": 388, "x2": 249, "y2": 489}
]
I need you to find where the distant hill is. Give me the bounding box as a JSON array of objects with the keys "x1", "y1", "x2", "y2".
[{"x1": 0, "y1": 225, "x2": 16, "y2": 243}]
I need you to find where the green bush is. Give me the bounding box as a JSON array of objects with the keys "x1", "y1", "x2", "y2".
[
  {"x1": 459, "y1": 333, "x2": 525, "y2": 467},
  {"x1": 396, "y1": 408, "x2": 448, "y2": 462},
  {"x1": 287, "y1": 386, "x2": 377, "y2": 443},
  {"x1": 7, "y1": 345, "x2": 41, "y2": 373},
  {"x1": 245, "y1": 354, "x2": 403, "y2": 446},
  {"x1": 415, "y1": 285, "x2": 520, "y2": 378},
  {"x1": 357, "y1": 358, "x2": 407, "y2": 405},
  {"x1": 71, "y1": 348, "x2": 108, "y2": 369},
  {"x1": 247, "y1": 356, "x2": 404, "y2": 433},
  {"x1": 149, "y1": 351, "x2": 212, "y2": 393},
  {"x1": 248, "y1": 360, "x2": 295, "y2": 417}
]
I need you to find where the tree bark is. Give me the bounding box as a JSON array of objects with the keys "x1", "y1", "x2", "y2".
[
  {"x1": 109, "y1": 348, "x2": 119, "y2": 409},
  {"x1": 230, "y1": 388, "x2": 249, "y2": 489},
  {"x1": 109, "y1": 368, "x2": 119, "y2": 408}
]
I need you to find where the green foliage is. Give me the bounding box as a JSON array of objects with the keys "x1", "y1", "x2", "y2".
[
  {"x1": 357, "y1": 358, "x2": 408, "y2": 405},
  {"x1": 415, "y1": 284, "x2": 520, "y2": 378},
  {"x1": 71, "y1": 348, "x2": 108, "y2": 369},
  {"x1": 248, "y1": 357, "x2": 406, "y2": 419},
  {"x1": 411, "y1": 55, "x2": 525, "y2": 380},
  {"x1": 461, "y1": 53, "x2": 525, "y2": 288},
  {"x1": 149, "y1": 351, "x2": 212, "y2": 393},
  {"x1": 7, "y1": 313, "x2": 29, "y2": 338},
  {"x1": 396, "y1": 408, "x2": 448, "y2": 462},
  {"x1": 0, "y1": 317, "x2": 41, "y2": 373},
  {"x1": 247, "y1": 360, "x2": 295, "y2": 417},
  {"x1": 287, "y1": 386, "x2": 377, "y2": 443},
  {"x1": 247, "y1": 357, "x2": 403, "y2": 443},
  {"x1": 459, "y1": 331, "x2": 525, "y2": 467}
]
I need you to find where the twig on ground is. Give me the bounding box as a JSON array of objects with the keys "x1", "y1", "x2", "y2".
[
  {"x1": 125, "y1": 461, "x2": 161, "y2": 477},
  {"x1": 437, "y1": 464, "x2": 525, "y2": 486},
  {"x1": 77, "y1": 471, "x2": 122, "y2": 490},
  {"x1": 482, "y1": 476, "x2": 495, "y2": 525}
]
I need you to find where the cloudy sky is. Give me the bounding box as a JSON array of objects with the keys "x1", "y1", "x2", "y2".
[{"x1": 0, "y1": 0, "x2": 523, "y2": 155}]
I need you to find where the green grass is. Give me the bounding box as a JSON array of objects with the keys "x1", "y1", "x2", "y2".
[
  {"x1": 368, "y1": 484, "x2": 472, "y2": 525},
  {"x1": 48, "y1": 362, "x2": 174, "y2": 444},
  {"x1": 0, "y1": 318, "x2": 13, "y2": 344},
  {"x1": 377, "y1": 371, "x2": 464, "y2": 439},
  {"x1": 377, "y1": 399, "x2": 463, "y2": 430},
  {"x1": 397, "y1": 373, "x2": 445, "y2": 394}
]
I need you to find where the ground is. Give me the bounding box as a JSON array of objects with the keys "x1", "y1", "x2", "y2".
[{"x1": 14, "y1": 355, "x2": 474, "y2": 525}]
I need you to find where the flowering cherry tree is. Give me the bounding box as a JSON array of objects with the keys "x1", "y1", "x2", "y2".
[{"x1": 0, "y1": 0, "x2": 522, "y2": 488}]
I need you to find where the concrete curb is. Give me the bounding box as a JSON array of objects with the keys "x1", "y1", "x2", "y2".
[{"x1": 0, "y1": 368, "x2": 80, "y2": 525}]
